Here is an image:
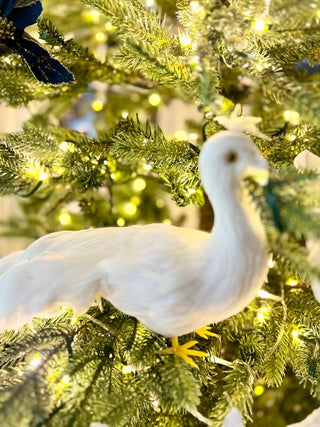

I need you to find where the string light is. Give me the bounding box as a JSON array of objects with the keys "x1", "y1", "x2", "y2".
[
  {"x1": 251, "y1": 20, "x2": 269, "y2": 31},
  {"x1": 286, "y1": 278, "x2": 298, "y2": 287},
  {"x1": 143, "y1": 164, "x2": 152, "y2": 171},
  {"x1": 61, "y1": 375, "x2": 70, "y2": 386},
  {"x1": 148, "y1": 93, "x2": 161, "y2": 106},
  {"x1": 59, "y1": 141, "x2": 74, "y2": 152},
  {"x1": 163, "y1": 219, "x2": 172, "y2": 225},
  {"x1": 117, "y1": 217, "x2": 125, "y2": 227},
  {"x1": 283, "y1": 110, "x2": 300, "y2": 125},
  {"x1": 189, "y1": 1, "x2": 206, "y2": 18},
  {"x1": 58, "y1": 212, "x2": 72, "y2": 226},
  {"x1": 178, "y1": 30, "x2": 192, "y2": 48},
  {"x1": 82, "y1": 10, "x2": 100, "y2": 22},
  {"x1": 25, "y1": 164, "x2": 48, "y2": 181},
  {"x1": 91, "y1": 100, "x2": 103, "y2": 111},
  {"x1": 156, "y1": 199, "x2": 165, "y2": 208},
  {"x1": 188, "y1": 188, "x2": 197, "y2": 194},
  {"x1": 151, "y1": 399, "x2": 160, "y2": 411},
  {"x1": 70, "y1": 317, "x2": 78, "y2": 325},
  {"x1": 95, "y1": 32, "x2": 107, "y2": 42},
  {"x1": 253, "y1": 170, "x2": 269, "y2": 186},
  {"x1": 132, "y1": 178, "x2": 146, "y2": 192},
  {"x1": 123, "y1": 202, "x2": 137, "y2": 216},
  {"x1": 39, "y1": 172, "x2": 48, "y2": 180},
  {"x1": 292, "y1": 328, "x2": 301, "y2": 341},
  {"x1": 131, "y1": 196, "x2": 141, "y2": 206},
  {"x1": 122, "y1": 365, "x2": 133, "y2": 374},
  {"x1": 121, "y1": 110, "x2": 129, "y2": 119},
  {"x1": 254, "y1": 385, "x2": 265, "y2": 396},
  {"x1": 105, "y1": 22, "x2": 116, "y2": 32},
  {"x1": 256, "y1": 306, "x2": 269, "y2": 323},
  {"x1": 174, "y1": 130, "x2": 188, "y2": 141},
  {"x1": 190, "y1": 1, "x2": 200, "y2": 11},
  {"x1": 287, "y1": 134, "x2": 297, "y2": 141},
  {"x1": 31, "y1": 353, "x2": 42, "y2": 369},
  {"x1": 190, "y1": 55, "x2": 200, "y2": 69}
]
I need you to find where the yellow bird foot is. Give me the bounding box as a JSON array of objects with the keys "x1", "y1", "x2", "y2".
[
  {"x1": 195, "y1": 326, "x2": 220, "y2": 340},
  {"x1": 157, "y1": 336, "x2": 207, "y2": 368}
]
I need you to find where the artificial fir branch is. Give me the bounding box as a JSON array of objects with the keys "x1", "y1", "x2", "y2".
[{"x1": 1, "y1": 0, "x2": 320, "y2": 426}]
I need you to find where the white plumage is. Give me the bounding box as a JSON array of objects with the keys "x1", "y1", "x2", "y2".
[
  {"x1": 0, "y1": 131, "x2": 269, "y2": 337},
  {"x1": 294, "y1": 149, "x2": 320, "y2": 302},
  {"x1": 222, "y1": 408, "x2": 244, "y2": 427},
  {"x1": 287, "y1": 407, "x2": 320, "y2": 427}
]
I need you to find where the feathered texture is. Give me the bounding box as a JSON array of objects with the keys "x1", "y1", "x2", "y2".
[
  {"x1": 287, "y1": 407, "x2": 320, "y2": 427},
  {"x1": 294, "y1": 149, "x2": 320, "y2": 302},
  {"x1": 222, "y1": 407, "x2": 244, "y2": 427},
  {"x1": 0, "y1": 131, "x2": 269, "y2": 337}
]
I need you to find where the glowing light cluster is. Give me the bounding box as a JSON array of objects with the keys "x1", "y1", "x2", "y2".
[
  {"x1": 292, "y1": 328, "x2": 301, "y2": 341},
  {"x1": 105, "y1": 22, "x2": 116, "y2": 32},
  {"x1": 283, "y1": 110, "x2": 300, "y2": 125},
  {"x1": 25, "y1": 164, "x2": 48, "y2": 181},
  {"x1": 117, "y1": 217, "x2": 125, "y2": 227},
  {"x1": 92, "y1": 100, "x2": 104, "y2": 111},
  {"x1": 174, "y1": 130, "x2": 188, "y2": 141},
  {"x1": 254, "y1": 385, "x2": 265, "y2": 396},
  {"x1": 178, "y1": 31, "x2": 192, "y2": 48},
  {"x1": 132, "y1": 178, "x2": 146, "y2": 192},
  {"x1": 31, "y1": 353, "x2": 42, "y2": 369},
  {"x1": 189, "y1": 1, "x2": 206, "y2": 18},
  {"x1": 286, "y1": 278, "x2": 298, "y2": 287},
  {"x1": 95, "y1": 32, "x2": 107, "y2": 42},
  {"x1": 256, "y1": 306, "x2": 269, "y2": 323},
  {"x1": 82, "y1": 10, "x2": 100, "y2": 23},
  {"x1": 59, "y1": 141, "x2": 74, "y2": 152},
  {"x1": 123, "y1": 202, "x2": 137, "y2": 216},
  {"x1": 148, "y1": 93, "x2": 161, "y2": 106},
  {"x1": 251, "y1": 20, "x2": 269, "y2": 31},
  {"x1": 58, "y1": 212, "x2": 72, "y2": 226},
  {"x1": 122, "y1": 364, "x2": 133, "y2": 374}
]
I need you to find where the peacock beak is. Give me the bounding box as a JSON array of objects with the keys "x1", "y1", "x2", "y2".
[{"x1": 243, "y1": 156, "x2": 269, "y2": 185}]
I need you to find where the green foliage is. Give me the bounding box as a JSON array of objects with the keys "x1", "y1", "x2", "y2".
[
  {"x1": 1, "y1": 0, "x2": 320, "y2": 426},
  {"x1": 109, "y1": 117, "x2": 202, "y2": 205}
]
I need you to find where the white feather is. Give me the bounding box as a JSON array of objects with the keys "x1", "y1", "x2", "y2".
[
  {"x1": 287, "y1": 407, "x2": 320, "y2": 427},
  {"x1": 294, "y1": 149, "x2": 320, "y2": 302},
  {"x1": 0, "y1": 131, "x2": 269, "y2": 336},
  {"x1": 222, "y1": 407, "x2": 244, "y2": 427}
]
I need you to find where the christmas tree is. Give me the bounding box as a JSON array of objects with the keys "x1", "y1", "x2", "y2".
[{"x1": 1, "y1": 0, "x2": 320, "y2": 425}]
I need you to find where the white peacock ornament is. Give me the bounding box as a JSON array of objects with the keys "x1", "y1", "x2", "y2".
[{"x1": 0, "y1": 110, "x2": 270, "y2": 366}]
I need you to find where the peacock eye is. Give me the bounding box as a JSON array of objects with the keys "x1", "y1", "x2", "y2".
[{"x1": 225, "y1": 151, "x2": 238, "y2": 163}]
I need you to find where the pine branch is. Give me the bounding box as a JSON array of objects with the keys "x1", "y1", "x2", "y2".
[
  {"x1": 109, "y1": 117, "x2": 202, "y2": 206},
  {"x1": 80, "y1": 0, "x2": 198, "y2": 97}
]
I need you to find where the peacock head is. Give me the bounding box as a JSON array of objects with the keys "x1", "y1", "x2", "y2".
[{"x1": 199, "y1": 131, "x2": 269, "y2": 192}]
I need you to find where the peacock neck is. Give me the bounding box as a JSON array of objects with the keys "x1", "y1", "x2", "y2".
[
  {"x1": 207, "y1": 180, "x2": 266, "y2": 249},
  {"x1": 196, "y1": 180, "x2": 268, "y2": 322}
]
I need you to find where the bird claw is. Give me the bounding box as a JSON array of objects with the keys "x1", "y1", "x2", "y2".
[
  {"x1": 195, "y1": 326, "x2": 220, "y2": 340},
  {"x1": 157, "y1": 337, "x2": 207, "y2": 368}
]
